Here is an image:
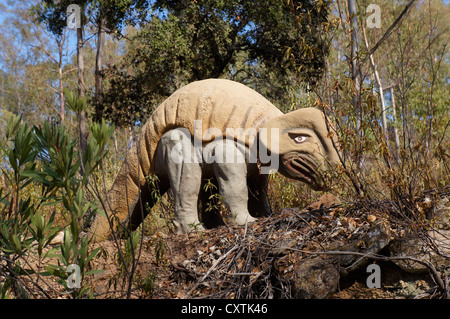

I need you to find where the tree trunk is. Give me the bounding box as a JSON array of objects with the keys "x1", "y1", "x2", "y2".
[
  {"x1": 58, "y1": 38, "x2": 65, "y2": 125},
  {"x1": 17, "y1": 90, "x2": 22, "y2": 114},
  {"x1": 58, "y1": 65, "x2": 64, "y2": 124},
  {"x1": 390, "y1": 87, "x2": 400, "y2": 156},
  {"x1": 95, "y1": 15, "x2": 106, "y2": 121},
  {"x1": 1, "y1": 74, "x2": 4, "y2": 110},
  {"x1": 77, "y1": 27, "x2": 85, "y2": 98},
  {"x1": 347, "y1": 0, "x2": 362, "y2": 134},
  {"x1": 347, "y1": 0, "x2": 360, "y2": 96},
  {"x1": 77, "y1": 26, "x2": 87, "y2": 154},
  {"x1": 347, "y1": 0, "x2": 363, "y2": 168},
  {"x1": 362, "y1": 26, "x2": 388, "y2": 144}
]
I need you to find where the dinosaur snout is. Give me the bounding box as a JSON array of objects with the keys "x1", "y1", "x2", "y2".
[
  {"x1": 279, "y1": 153, "x2": 337, "y2": 191},
  {"x1": 280, "y1": 154, "x2": 318, "y2": 185}
]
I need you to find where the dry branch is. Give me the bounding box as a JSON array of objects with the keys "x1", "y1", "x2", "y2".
[{"x1": 362, "y1": 0, "x2": 417, "y2": 63}]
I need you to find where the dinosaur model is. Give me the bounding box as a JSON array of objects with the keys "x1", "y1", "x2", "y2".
[{"x1": 90, "y1": 79, "x2": 340, "y2": 241}]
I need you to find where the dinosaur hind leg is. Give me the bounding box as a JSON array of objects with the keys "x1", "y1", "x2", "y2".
[{"x1": 127, "y1": 174, "x2": 170, "y2": 231}]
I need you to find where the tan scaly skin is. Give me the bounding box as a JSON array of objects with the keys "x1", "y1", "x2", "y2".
[{"x1": 89, "y1": 79, "x2": 340, "y2": 241}]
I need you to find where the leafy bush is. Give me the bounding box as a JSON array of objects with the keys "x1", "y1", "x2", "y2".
[{"x1": 0, "y1": 94, "x2": 113, "y2": 298}]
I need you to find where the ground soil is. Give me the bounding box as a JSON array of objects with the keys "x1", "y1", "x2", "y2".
[{"x1": 5, "y1": 193, "x2": 448, "y2": 299}]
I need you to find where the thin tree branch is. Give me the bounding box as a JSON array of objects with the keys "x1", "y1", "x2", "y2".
[
  {"x1": 362, "y1": 0, "x2": 417, "y2": 63},
  {"x1": 62, "y1": 67, "x2": 78, "y2": 76}
]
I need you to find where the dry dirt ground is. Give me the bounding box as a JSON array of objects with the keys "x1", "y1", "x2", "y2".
[
  {"x1": 6, "y1": 191, "x2": 450, "y2": 299},
  {"x1": 89, "y1": 229, "x2": 437, "y2": 299},
  {"x1": 84, "y1": 191, "x2": 450, "y2": 299}
]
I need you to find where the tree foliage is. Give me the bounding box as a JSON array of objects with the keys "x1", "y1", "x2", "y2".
[
  {"x1": 100, "y1": 0, "x2": 333, "y2": 126},
  {"x1": 33, "y1": 0, "x2": 150, "y2": 36}
]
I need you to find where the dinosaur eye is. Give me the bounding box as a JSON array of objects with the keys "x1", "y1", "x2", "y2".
[{"x1": 293, "y1": 135, "x2": 308, "y2": 144}]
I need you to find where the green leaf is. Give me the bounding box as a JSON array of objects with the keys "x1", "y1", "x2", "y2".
[
  {"x1": 85, "y1": 269, "x2": 104, "y2": 276},
  {"x1": 20, "y1": 170, "x2": 47, "y2": 185},
  {"x1": 64, "y1": 88, "x2": 87, "y2": 114},
  {"x1": 41, "y1": 198, "x2": 63, "y2": 206},
  {"x1": 5, "y1": 114, "x2": 22, "y2": 140},
  {"x1": 12, "y1": 234, "x2": 22, "y2": 254},
  {"x1": 8, "y1": 149, "x2": 18, "y2": 172},
  {"x1": 43, "y1": 247, "x2": 60, "y2": 259},
  {"x1": 43, "y1": 166, "x2": 63, "y2": 182},
  {"x1": 86, "y1": 247, "x2": 101, "y2": 264}
]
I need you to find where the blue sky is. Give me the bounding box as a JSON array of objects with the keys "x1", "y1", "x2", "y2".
[{"x1": 0, "y1": 0, "x2": 82, "y2": 70}]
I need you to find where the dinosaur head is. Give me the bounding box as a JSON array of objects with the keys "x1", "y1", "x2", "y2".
[{"x1": 258, "y1": 107, "x2": 340, "y2": 191}]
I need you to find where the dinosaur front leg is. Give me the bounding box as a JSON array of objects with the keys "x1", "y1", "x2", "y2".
[
  {"x1": 157, "y1": 129, "x2": 203, "y2": 234},
  {"x1": 204, "y1": 139, "x2": 257, "y2": 226}
]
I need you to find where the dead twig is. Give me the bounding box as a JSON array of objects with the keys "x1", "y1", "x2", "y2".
[{"x1": 182, "y1": 244, "x2": 238, "y2": 299}]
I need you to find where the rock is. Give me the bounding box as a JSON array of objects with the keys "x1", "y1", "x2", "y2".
[
  {"x1": 389, "y1": 235, "x2": 429, "y2": 274},
  {"x1": 50, "y1": 231, "x2": 65, "y2": 245},
  {"x1": 389, "y1": 196, "x2": 450, "y2": 274},
  {"x1": 341, "y1": 219, "x2": 392, "y2": 272},
  {"x1": 362, "y1": 220, "x2": 392, "y2": 254},
  {"x1": 393, "y1": 280, "x2": 432, "y2": 299},
  {"x1": 292, "y1": 257, "x2": 340, "y2": 299},
  {"x1": 389, "y1": 230, "x2": 450, "y2": 274},
  {"x1": 307, "y1": 194, "x2": 341, "y2": 210},
  {"x1": 432, "y1": 196, "x2": 450, "y2": 230}
]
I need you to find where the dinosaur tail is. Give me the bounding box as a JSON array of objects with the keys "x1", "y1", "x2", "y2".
[{"x1": 89, "y1": 125, "x2": 153, "y2": 242}]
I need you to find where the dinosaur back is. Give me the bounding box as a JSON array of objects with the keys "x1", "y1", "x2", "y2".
[{"x1": 140, "y1": 79, "x2": 283, "y2": 172}]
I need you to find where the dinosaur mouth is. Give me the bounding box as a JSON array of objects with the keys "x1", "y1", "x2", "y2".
[{"x1": 282, "y1": 155, "x2": 326, "y2": 190}]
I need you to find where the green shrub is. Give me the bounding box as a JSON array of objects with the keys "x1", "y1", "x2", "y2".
[{"x1": 0, "y1": 93, "x2": 112, "y2": 298}]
